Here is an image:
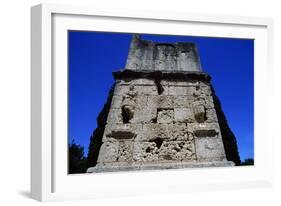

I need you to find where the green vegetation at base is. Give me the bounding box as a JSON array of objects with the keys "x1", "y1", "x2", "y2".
[
  {"x1": 240, "y1": 158, "x2": 254, "y2": 166},
  {"x1": 68, "y1": 140, "x2": 88, "y2": 174}
]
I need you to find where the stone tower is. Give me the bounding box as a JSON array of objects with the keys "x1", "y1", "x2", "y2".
[{"x1": 87, "y1": 34, "x2": 240, "y2": 173}]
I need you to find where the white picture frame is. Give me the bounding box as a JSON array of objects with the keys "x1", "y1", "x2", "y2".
[{"x1": 31, "y1": 3, "x2": 274, "y2": 202}]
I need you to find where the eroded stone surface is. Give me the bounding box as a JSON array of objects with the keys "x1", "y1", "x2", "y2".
[
  {"x1": 97, "y1": 138, "x2": 119, "y2": 163},
  {"x1": 193, "y1": 104, "x2": 206, "y2": 123},
  {"x1": 125, "y1": 35, "x2": 202, "y2": 72},
  {"x1": 117, "y1": 140, "x2": 133, "y2": 162},
  {"x1": 168, "y1": 86, "x2": 195, "y2": 96},
  {"x1": 174, "y1": 108, "x2": 195, "y2": 123},
  {"x1": 157, "y1": 109, "x2": 174, "y2": 123},
  {"x1": 133, "y1": 139, "x2": 196, "y2": 162},
  {"x1": 95, "y1": 76, "x2": 230, "y2": 171},
  {"x1": 158, "y1": 140, "x2": 196, "y2": 161},
  {"x1": 195, "y1": 136, "x2": 226, "y2": 162}
]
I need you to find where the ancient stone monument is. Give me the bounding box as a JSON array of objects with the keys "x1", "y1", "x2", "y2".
[{"x1": 87, "y1": 34, "x2": 240, "y2": 173}]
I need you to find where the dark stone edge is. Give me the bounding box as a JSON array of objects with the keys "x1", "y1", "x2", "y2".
[
  {"x1": 86, "y1": 84, "x2": 116, "y2": 168},
  {"x1": 210, "y1": 85, "x2": 241, "y2": 165},
  {"x1": 113, "y1": 69, "x2": 211, "y2": 82}
]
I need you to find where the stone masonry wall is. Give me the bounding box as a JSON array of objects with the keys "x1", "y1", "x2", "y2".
[{"x1": 87, "y1": 74, "x2": 231, "y2": 172}]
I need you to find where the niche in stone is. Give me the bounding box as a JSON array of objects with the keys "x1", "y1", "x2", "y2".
[
  {"x1": 154, "y1": 79, "x2": 164, "y2": 95},
  {"x1": 194, "y1": 129, "x2": 218, "y2": 138},
  {"x1": 193, "y1": 105, "x2": 206, "y2": 123},
  {"x1": 149, "y1": 137, "x2": 164, "y2": 149},
  {"x1": 106, "y1": 130, "x2": 136, "y2": 140},
  {"x1": 121, "y1": 105, "x2": 134, "y2": 123},
  {"x1": 121, "y1": 85, "x2": 137, "y2": 123}
]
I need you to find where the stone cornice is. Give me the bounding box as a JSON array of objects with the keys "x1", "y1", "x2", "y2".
[{"x1": 112, "y1": 69, "x2": 211, "y2": 82}]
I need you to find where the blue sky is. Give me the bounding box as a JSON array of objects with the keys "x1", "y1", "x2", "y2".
[{"x1": 68, "y1": 31, "x2": 254, "y2": 161}]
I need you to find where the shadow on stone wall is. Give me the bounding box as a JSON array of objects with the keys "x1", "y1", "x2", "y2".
[
  {"x1": 87, "y1": 84, "x2": 115, "y2": 168},
  {"x1": 211, "y1": 85, "x2": 241, "y2": 165}
]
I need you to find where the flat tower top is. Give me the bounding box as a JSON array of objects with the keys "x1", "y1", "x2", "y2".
[{"x1": 125, "y1": 34, "x2": 202, "y2": 72}]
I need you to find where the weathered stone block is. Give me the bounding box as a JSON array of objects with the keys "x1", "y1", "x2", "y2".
[
  {"x1": 204, "y1": 96, "x2": 215, "y2": 109},
  {"x1": 133, "y1": 139, "x2": 196, "y2": 163},
  {"x1": 174, "y1": 108, "x2": 195, "y2": 123},
  {"x1": 117, "y1": 140, "x2": 133, "y2": 162},
  {"x1": 120, "y1": 95, "x2": 155, "y2": 124},
  {"x1": 188, "y1": 122, "x2": 220, "y2": 134},
  {"x1": 133, "y1": 141, "x2": 159, "y2": 162},
  {"x1": 131, "y1": 106, "x2": 157, "y2": 124},
  {"x1": 149, "y1": 95, "x2": 174, "y2": 109},
  {"x1": 137, "y1": 123, "x2": 191, "y2": 142},
  {"x1": 103, "y1": 123, "x2": 142, "y2": 142},
  {"x1": 134, "y1": 85, "x2": 158, "y2": 95},
  {"x1": 119, "y1": 78, "x2": 156, "y2": 86},
  {"x1": 125, "y1": 35, "x2": 201, "y2": 72},
  {"x1": 168, "y1": 86, "x2": 195, "y2": 96},
  {"x1": 136, "y1": 123, "x2": 169, "y2": 141},
  {"x1": 161, "y1": 79, "x2": 199, "y2": 87},
  {"x1": 199, "y1": 82, "x2": 212, "y2": 95},
  {"x1": 167, "y1": 80, "x2": 199, "y2": 87},
  {"x1": 106, "y1": 108, "x2": 122, "y2": 124},
  {"x1": 157, "y1": 109, "x2": 174, "y2": 123},
  {"x1": 97, "y1": 139, "x2": 119, "y2": 163},
  {"x1": 205, "y1": 108, "x2": 218, "y2": 123},
  {"x1": 167, "y1": 123, "x2": 192, "y2": 141},
  {"x1": 174, "y1": 95, "x2": 194, "y2": 108},
  {"x1": 135, "y1": 95, "x2": 148, "y2": 110},
  {"x1": 110, "y1": 95, "x2": 123, "y2": 109},
  {"x1": 193, "y1": 86, "x2": 212, "y2": 99},
  {"x1": 113, "y1": 84, "x2": 132, "y2": 96},
  {"x1": 194, "y1": 136, "x2": 226, "y2": 162},
  {"x1": 158, "y1": 140, "x2": 196, "y2": 161}
]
